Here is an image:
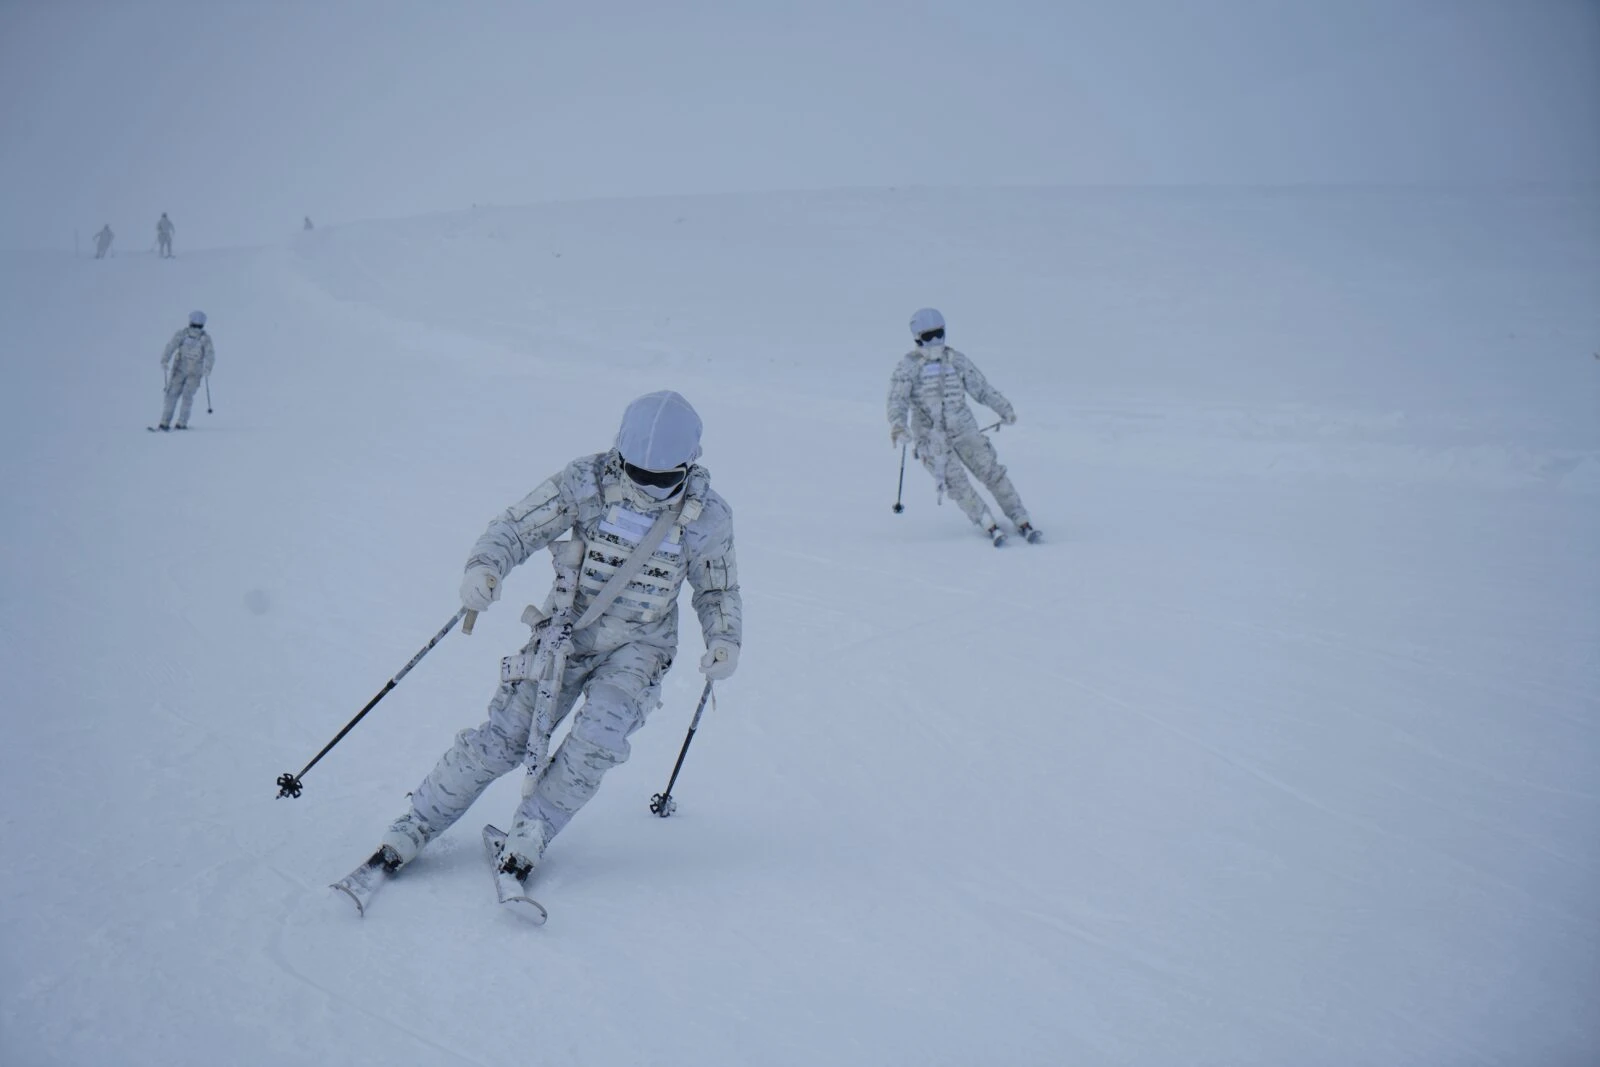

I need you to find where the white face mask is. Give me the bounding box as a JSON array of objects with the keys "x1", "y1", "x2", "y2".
[{"x1": 636, "y1": 481, "x2": 680, "y2": 501}]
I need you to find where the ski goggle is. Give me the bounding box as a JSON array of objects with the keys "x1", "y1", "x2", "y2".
[
  {"x1": 623, "y1": 461, "x2": 688, "y2": 490},
  {"x1": 917, "y1": 328, "x2": 945, "y2": 344}
]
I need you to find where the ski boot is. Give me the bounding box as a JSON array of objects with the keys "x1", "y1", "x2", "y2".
[
  {"x1": 1017, "y1": 522, "x2": 1043, "y2": 544},
  {"x1": 378, "y1": 808, "x2": 436, "y2": 868},
  {"x1": 499, "y1": 819, "x2": 550, "y2": 884}
]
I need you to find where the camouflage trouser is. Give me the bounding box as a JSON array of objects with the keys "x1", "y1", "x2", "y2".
[
  {"x1": 919, "y1": 430, "x2": 1030, "y2": 529},
  {"x1": 161, "y1": 367, "x2": 204, "y2": 426},
  {"x1": 396, "y1": 640, "x2": 668, "y2": 862}
]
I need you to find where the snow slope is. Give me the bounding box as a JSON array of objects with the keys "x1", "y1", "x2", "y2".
[{"x1": 2, "y1": 186, "x2": 1597, "y2": 1066}]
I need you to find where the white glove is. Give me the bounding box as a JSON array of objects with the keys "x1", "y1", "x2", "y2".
[
  {"x1": 460, "y1": 567, "x2": 501, "y2": 613},
  {"x1": 1001, "y1": 410, "x2": 1017, "y2": 426},
  {"x1": 890, "y1": 424, "x2": 909, "y2": 448},
  {"x1": 699, "y1": 639, "x2": 739, "y2": 681}
]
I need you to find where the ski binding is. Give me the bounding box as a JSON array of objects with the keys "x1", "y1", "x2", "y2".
[{"x1": 483, "y1": 824, "x2": 548, "y2": 924}]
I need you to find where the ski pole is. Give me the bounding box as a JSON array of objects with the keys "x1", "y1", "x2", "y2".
[
  {"x1": 892, "y1": 443, "x2": 907, "y2": 513},
  {"x1": 204, "y1": 376, "x2": 212, "y2": 414},
  {"x1": 979, "y1": 420, "x2": 1003, "y2": 433},
  {"x1": 649, "y1": 679, "x2": 714, "y2": 817},
  {"x1": 276, "y1": 608, "x2": 469, "y2": 798}
]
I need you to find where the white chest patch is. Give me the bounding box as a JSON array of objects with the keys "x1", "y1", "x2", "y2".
[
  {"x1": 599, "y1": 505, "x2": 682, "y2": 555},
  {"x1": 920, "y1": 362, "x2": 944, "y2": 378}
]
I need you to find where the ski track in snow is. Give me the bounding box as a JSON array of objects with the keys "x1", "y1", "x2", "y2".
[{"x1": 263, "y1": 869, "x2": 491, "y2": 1067}]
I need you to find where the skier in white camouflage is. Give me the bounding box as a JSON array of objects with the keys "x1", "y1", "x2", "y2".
[
  {"x1": 156, "y1": 213, "x2": 175, "y2": 258},
  {"x1": 373, "y1": 390, "x2": 742, "y2": 888},
  {"x1": 888, "y1": 308, "x2": 1041, "y2": 545},
  {"x1": 156, "y1": 311, "x2": 214, "y2": 430}
]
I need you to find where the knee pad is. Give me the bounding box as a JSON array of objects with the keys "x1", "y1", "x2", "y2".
[{"x1": 568, "y1": 682, "x2": 647, "y2": 761}]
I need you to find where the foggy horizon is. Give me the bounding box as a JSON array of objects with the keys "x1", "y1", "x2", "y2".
[{"x1": 3, "y1": 0, "x2": 1597, "y2": 249}]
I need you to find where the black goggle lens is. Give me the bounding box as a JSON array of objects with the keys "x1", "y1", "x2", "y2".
[
  {"x1": 917, "y1": 328, "x2": 945, "y2": 344},
  {"x1": 623, "y1": 461, "x2": 688, "y2": 489}
]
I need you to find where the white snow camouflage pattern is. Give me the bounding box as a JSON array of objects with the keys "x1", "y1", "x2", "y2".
[
  {"x1": 381, "y1": 447, "x2": 740, "y2": 875},
  {"x1": 887, "y1": 342, "x2": 1030, "y2": 529},
  {"x1": 159, "y1": 326, "x2": 214, "y2": 427}
]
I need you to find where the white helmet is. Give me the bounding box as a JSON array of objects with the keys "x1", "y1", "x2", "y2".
[
  {"x1": 616, "y1": 390, "x2": 702, "y2": 468},
  {"x1": 189, "y1": 310, "x2": 207, "y2": 327},
  {"x1": 909, "y1": 307, "x2": 945, "y2": 344},
  {"x1": 615, "y1": 391, "x2": 703, "y2": 501}
]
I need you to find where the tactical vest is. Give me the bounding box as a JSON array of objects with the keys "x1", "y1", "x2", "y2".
[
  {"x1": 910, "y1": 351, "x2": 965, "y2": 432},
  {"x1": 576, "y1": 479, "x2": 705, "y2": 625}
]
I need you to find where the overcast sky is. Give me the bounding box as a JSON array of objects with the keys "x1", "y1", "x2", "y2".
[{"x1": 1, "y1": 0, "x2": 1596, "y2": 248}]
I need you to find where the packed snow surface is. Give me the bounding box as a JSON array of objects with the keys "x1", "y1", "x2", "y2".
[{"x1": 3, "y1": 186, "x2": 1597, "y2": 1066}]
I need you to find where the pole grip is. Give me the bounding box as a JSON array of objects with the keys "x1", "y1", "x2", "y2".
[{"x1": 463, "y1": 609, "x2": 477, "y2": 635}]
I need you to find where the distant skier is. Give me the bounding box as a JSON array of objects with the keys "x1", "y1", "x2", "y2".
[
  {"x1": 156, "y1": 213, "x2": 175, "y2": 258},
  {"x1": 887, "y1": 308, "x2": 1041, "y2": 545},
  {"x1": 93, "y1": 224, "x2": 114, "y2": 259},
  {"x1": 370, "y1": 390, "x2": 742, "y2": 895},
  {"x1": 156, "y1": 311, "x2": 214, "y2": 430},
  {"x1": 303, "y1": 216, "x2": 314, "y2": 231}
]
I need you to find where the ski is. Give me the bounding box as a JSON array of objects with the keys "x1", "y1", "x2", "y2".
[
  {"x1": 483, "y1": 824, "x2": 548, "y2": 924},
  {"x1": 331, "y1": 847, "x2": 399, "y2": 917},
  {"x1": 147, "y1": 426, "x2": 168, "y2": 433}
]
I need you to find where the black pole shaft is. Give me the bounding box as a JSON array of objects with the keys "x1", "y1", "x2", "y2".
[
  {"x1": 205, "y1": 377, "x2": 213, "y2": 413},
  {"x1": 657, "y1": 679, "x2": 714, "y2": 801},
  {"x1": 276, "y1": 608, "x2": 466, "y2": 797},
  {"x1": 893, "y1": 443, "x2": 907, "y2": 512}
]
